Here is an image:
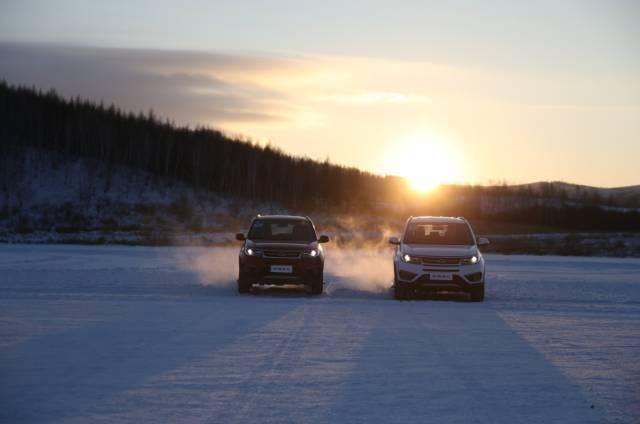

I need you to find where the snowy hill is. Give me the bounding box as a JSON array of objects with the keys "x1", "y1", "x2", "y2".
[{"x1": 0, "y1": 147, "x2": 287, "y2": 244}]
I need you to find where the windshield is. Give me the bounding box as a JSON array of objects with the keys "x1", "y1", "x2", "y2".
[
  {"x1": 247, "y1": 219, "x2": 317, "y2": 242},
  {"x1": 403, "y1": 222, "x2": 474, "y2": 245}
]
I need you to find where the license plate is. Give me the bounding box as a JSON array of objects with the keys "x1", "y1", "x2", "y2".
[
  {"x1": 430, "y1": 272, "x2": 453, "y2": 281},
  {"x1": 270, "y1": 265, "x2": 293, "y2": 274}
]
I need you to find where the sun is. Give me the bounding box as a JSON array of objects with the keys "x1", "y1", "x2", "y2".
[
  {"x1": 385, "y1": 131, "x2": 460, "y2": 193},
  {"x1": 407, "y1": 168, "x2": 442, "y2": 193}
]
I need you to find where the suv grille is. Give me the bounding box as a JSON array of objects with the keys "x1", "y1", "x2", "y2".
[
  {"x1": 263, "y1": 251, "x2": 301, "y2": 259},
  {"x1": 421, "y1": 257, "x2": 461, "y2": 266}
]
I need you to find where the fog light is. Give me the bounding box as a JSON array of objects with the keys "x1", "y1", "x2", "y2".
[
  {"x1": 465, "y1": 272, "x2": 483, "y2": 282},
  {"x1": 398, "y1": 270, "x2": 417, "y2": 280}
]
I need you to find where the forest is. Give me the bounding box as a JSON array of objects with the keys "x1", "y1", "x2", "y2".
[{"x1": 1, "y1": 81, "x2": 639, "y2": 233}]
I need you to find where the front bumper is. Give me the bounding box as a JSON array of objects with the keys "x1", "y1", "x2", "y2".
[
  {"x1": 240, "y1": 256, "x2": 323, "y2": 285},
  {"x1": 395, "y1": 260, "x2": 484, "y2": 292}
]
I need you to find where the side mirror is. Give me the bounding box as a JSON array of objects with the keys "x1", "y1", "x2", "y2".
[
  {"x1": 389, "y1": 236, "x2": 400, "y2": 245},
  {"x1": 318, "y1": 235, "x2": 330, "y2": 243},
  {"x1": 478, "y1": 237, "x2": 490, "y2": 247},
  {"x1": 235, "y1": 233, "x2": 246, "y2": 241}
]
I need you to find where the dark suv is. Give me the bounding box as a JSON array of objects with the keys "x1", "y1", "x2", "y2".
[{"x1": 235, "y1": 215, "x2": 330, "y2": 294}]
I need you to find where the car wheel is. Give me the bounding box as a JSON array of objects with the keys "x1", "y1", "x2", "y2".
[
  {"x1": 470, "y1": 284, "x2": 485, "y2": 302},
  {"x1": 394, "y1": 279, "x2": 410, "y2": 300},
  {"x1": 310, "y1": 274, "x2": 324, "y2": 295},
  {"x1": 237, "y1": 270, "x2": 251, "y2": 294}
]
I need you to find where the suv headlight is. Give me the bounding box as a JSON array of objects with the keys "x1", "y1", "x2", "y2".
[
  {"x1": 461, "y1": 255, "x2": 479, "y2": 265},
  {"x1": 244, "y1": 247, "x2": 261, "y2": 257},
  {"x1": 303, "y1": 249, "x2": 319, "y2": 258},
  {"x1": 401, "y1": 253, "x2": 421, "y2": 264}
]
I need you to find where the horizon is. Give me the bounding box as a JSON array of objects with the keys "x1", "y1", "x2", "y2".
[{"x1": 1, "y1": 1, "x2": 638, "y2": 188}]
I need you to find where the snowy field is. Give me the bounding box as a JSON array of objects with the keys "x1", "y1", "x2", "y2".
[{"x1": 1, "y1": 245, "x2": 639, "y2": 423}]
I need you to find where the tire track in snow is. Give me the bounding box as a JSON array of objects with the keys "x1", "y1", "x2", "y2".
[
  {"x1": 225, "y1": 304, "x2": 314, "y2": 422},
  {"x1": 68, "y1": 300, "x2": 377, "y2": 424}
]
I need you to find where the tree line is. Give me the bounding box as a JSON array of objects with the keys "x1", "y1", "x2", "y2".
[
  {"x1": 0, "y1": 81, "x2": 403, "y2": 212},
  {"x1": 1, "y1": 81, "x2": 638, "y2": 232}
]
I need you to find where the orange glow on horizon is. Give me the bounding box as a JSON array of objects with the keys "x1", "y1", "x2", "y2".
[{"x1": 384, "y1": 131, "x2": 462, "y2": 194}]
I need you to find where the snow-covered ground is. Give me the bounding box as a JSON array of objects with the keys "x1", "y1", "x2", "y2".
[
  {"x1": 1, "y1": 245, "x2": 638, "y2": 423},
  {"x1": 0, "y1": 147, "x2": 286, "y2": 245}
]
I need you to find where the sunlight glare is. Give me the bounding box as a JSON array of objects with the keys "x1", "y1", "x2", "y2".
[{"x1": 385, "y1": 131, "x2": 461, "y2": 193}]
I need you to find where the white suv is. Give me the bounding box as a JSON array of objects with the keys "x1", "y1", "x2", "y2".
[{"x1": 389, "y1": 216, "x2": 489, "y2": 301}]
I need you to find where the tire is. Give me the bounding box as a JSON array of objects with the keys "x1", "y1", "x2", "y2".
[
  {"x1": 237, "y1": 270, "x2": 251, "y2": 294},
  {"x1": 470, "y1": 284, "x2": 485, "y2": 302},
  {"x1": 394, "y1": 279, "x2": 410, "y2": 300},
  {"x1": 310, "y1": 274, "x2": 324, "y2": 295}
]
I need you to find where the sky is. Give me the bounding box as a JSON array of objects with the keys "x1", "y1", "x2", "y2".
[{"x1": 1, "y1": 0, "x2": 639, "y2": 187}]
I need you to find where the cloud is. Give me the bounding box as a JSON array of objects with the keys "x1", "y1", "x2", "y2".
[
  {"x1": 0, "y1": 42, "x2": 440, "y2": 133},
  {"x1": 0, "y1": 42, "x2": 308, "y2": 127},
  {"x1": 318, "y1": 91, "x2": 429, "y2": 105}
]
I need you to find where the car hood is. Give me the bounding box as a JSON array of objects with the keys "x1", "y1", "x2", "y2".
[
  {"x1": 247, "y1": 240, "x2": 318, "y2": 251},
  {"x1": 402, "y1": 244, "x2": 477, "y2": 257}
]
